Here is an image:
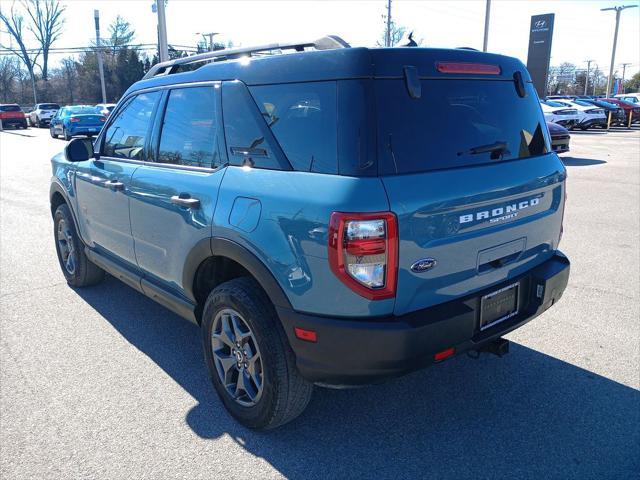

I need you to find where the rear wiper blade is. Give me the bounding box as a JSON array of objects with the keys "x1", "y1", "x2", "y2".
[{"x1": 457, "y1": 141, "x2": 509, "y2": 159}]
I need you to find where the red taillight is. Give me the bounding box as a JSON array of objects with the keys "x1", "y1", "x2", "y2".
[
  {"x1": 436, "y1": 62, "x2": 501, "y2": 75},
  {"x1": 294, "y1": 327, "x2": 317, "y2": 343},
  {"x1": 434, "y1": 347, "x2": 455, "y2": 361},
  {"x1": 100, "y1": 116, "x2": 107, "y2": 122},
  {"x1": 328, "y1": 211, "x2": 398, "y2": 300},
  {"x1": 69, "y1": 116, "x2": 80, "y2": 123}
]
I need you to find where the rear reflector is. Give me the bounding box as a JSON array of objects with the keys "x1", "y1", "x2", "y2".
[
  {"x1": 436, "y1": 62, "x2": 501, "y2": 75},
  {"x1": 434, "y1": 347, "x2": 456, "y2": 361},
  {"x1": 294, "y1": 327, "x2": 317, "y2": 343}
]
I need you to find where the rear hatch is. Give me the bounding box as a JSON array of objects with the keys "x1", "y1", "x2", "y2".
[
  {"x1": 371, "y1": 49, "x2": 566, "y2": 315},
  {"x1": 72, "y1": 114, "x2": 104, "y2": 126},
  {"x1": 0, "y1": 105, "x2": 24, "y2": 119}
]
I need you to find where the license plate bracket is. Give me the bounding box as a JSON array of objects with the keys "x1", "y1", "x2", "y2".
[{"x1": 480, "y1": 282, "x2": 519, "y2": 331}]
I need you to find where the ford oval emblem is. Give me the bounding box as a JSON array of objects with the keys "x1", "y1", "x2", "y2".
[{"x1": 411, "y1": 258, "x2": 437, "y2": 273}]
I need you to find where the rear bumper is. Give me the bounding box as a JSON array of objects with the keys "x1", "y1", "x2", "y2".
[
  {"x1": 1, "y1": 118, "x2": 27, "y2": 127},
  {"x1": 578, "y1": 118, "x2": 607, "y2": 128},
  {"x1": 278, "y1": 252, "x2": 570, "y2": 386},
  {"x1": 551, "y1": 136, "x2": 570, "y2": 153}
]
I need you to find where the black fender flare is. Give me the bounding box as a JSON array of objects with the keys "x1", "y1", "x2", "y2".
[{"x1": 209, "y1": 237, "x2": 293, "y2": 310}]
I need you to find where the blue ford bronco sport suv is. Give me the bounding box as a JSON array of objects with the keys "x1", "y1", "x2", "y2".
[{"x1": 50, "y1": 36, "x2": 570, "y2": 430}]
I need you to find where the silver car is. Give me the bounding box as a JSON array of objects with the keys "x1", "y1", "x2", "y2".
[{"x1": 29, "y1": 103, "x2": 61, "y2": 128}]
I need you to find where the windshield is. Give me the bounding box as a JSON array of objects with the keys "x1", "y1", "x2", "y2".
[
  {"x1": 0, "y1": 105, "x2": 22, "y2": 112},
  {"x1": 39, "y1": 103, "x2": 59, "y2": 110},
  {"x1": 572, "y1": 100, "x2": 592, "y2": 107},
  {"x1": 376, "y1": 79, "x2": 549, "y2": 174},
  {"x1": 543, "y1": 100, "x2": 567, "y2": 108}
]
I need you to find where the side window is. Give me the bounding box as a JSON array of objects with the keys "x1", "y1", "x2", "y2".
[
  {"x1": 102, "y1": 91, "x2": 159, "y2": 160},
  {"x1": 157, "y1": 86, "x2": 222, "y2": 168},
  {"x1": 221, "y1": 80, "x2": 289, "y2": 170},
  {"x1": 250, "y1": 82, "x2": 337, "y2": 174}
]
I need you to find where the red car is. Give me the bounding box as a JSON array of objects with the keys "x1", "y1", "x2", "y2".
[
  {"x1": 0, "y1": 104, "x2": 28, "y2": 129},
  {"x1": 603, "y1": 98, "x2": 640, "y2": 124}
]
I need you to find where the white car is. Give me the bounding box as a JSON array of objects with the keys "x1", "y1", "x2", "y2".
[
  {"x1": 95, "y1": 103, "x2": 116, "y2": 117},
  {"x1": 615, "y1": 93, "x2": 640, "y2": 105},
  {"x1": 29, "y1": 103, "x2": 61, "y2": 128},
  {"x1": 539, "y1": 101, "x2": 580, "y2": 129},
  {"x1": 547, "y1": 99, "x2": 607, "y2": 130}
]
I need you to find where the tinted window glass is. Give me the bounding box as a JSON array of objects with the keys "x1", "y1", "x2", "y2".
[
  {"x1": 222, "y1": 81, "x2": 288, "y2": 170},
  {"x1": 103, "y1": 92, "x2": 159, "y2": 160},
  {"x1": 0, "y1": 105, "x2": 21, "y2": 112},
  {"x1": 158, "y1": 86, "x2": 221, "y2": 168},
  {"x1": 376, "y1": 80, "x2": 549, "y2": 174},
  {"x1": 250, "y1": 82, "x2": 337, "y2": 173},
  {"x1": 68, "y1": 106, "x2": 99, "y2": 115},
  {"x1": 39, "y1": 104, "x2": 59, "y2": 110}
]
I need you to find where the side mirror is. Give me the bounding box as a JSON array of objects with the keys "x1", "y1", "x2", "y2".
[{"x1": 64, "y1": 137, "x2": 95, "y2": 162}]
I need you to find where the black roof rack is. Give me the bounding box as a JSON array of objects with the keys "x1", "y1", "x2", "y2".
[{"x1": 143, "y1": 35, "x2": 350, "y2": 80}]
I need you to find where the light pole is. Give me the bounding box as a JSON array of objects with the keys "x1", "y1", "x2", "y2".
[
  {"x1": 385, "y1": 0, "x2": 392, "y2": 47},
  {"x1": 483, "y1": 0, "x2": 491, "y2": 52},
  {"x1": 601, "y1": 4, "x2": 638, "y2": 97},
  {"x1": 153, "y1": 0, "x2": 169, "y2": 62},
  {"x1": 620, "y1": 62, "x2": 631, "y2": 93},
  {"x1": 584, "y1": 59, "x2": 593, "y2": 95},
  {"x1": 94, "y1": 10, "x2": 107, "y2": 103}
]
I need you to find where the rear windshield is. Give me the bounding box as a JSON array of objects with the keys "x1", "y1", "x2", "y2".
[
  {"x1": 67, "y1": 106, "x2": 97, "y2": 115},
  {"x1": 0, "y1": 105, "x2": 21, "y2": 112},
  {"x1": 376, "y1": 79, "x2": 549, "y2": 174},
  {"x1": 39, "y1": 104, "x2": 59, "y2": 110}
]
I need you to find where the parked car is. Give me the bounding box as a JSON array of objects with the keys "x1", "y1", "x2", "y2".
[
  {"x1": 539, "y1": 100, "x2": 580, "y2": 128},
  {"x1": 547, "y1": 122, "x2": 570, "y2": 153},
  {"x1": 576, "y1": 98, "x2": 626, "y2": 126},
  {"x1": 49, "y1": 105, "x2": 107, "y2": 140},
  {"x1": 29, "y1": 103, "x2": 61, "y2": 127},
  {"x1": 614, "y1": 92, "x2": 640, "y2": 105},
  {"x1": 602, "y1": 98, "x2": 640, "y2": 124},
  {"x1": 50, "y1": 39, "x2": 570, "y2": 430},
  {"x1": 0, "y1": 104, "x2": 28, "y2": 129},
  {"x1": 95, "y1": 103, "x2": 116, "y2": 117},
  {"x1": 547, "y1": 99, "x2": 607, "y2": 130}
]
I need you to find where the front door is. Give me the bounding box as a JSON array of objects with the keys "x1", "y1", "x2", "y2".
[
  {"x1": 74, "y1": 91, "x2": 161, "y2": 267},
  {"x1": 128, "y1": 84, "x2": 226, "y2": 301}
]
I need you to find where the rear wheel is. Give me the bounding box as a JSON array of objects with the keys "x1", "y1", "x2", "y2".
[
  {"x1": 50, "y1": 127, "x2": 57, "y2": 138},
  {"x1": 202, "y1": 277, "x2": 313, "y2": 430},
  {"x1": 53, "y1": 204, "x2": 104, "y2": 287},
  {"x1": 63, "y1": 127, "x2": 71, "y2": 141}
]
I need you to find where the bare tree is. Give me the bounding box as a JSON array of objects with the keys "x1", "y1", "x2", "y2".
[
  {"x1": 0, "y1": 56, "x2": 20, "y2": 102},
  {"x1": 23, "y1": 0, "x2": 65, "y2": 81},
  {"x1": 0, "y1": 1, "x2": 39, "y2": 102}
]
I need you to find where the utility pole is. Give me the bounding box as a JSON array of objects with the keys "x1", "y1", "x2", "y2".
[
  {"x1": 156, "y1": 0, "x2": 169, "y2": 62},
  {"x1": 601, "y1": 5, "x2": 638, "y2": 97},
  {"x1": 94, "y1": 10, "x2": 107, "y2": 103},
  {"x1": 584, "y1": 59, "x2": 593, "y2": 95},
  {"x1": 592, "y1": 66, "x2": 600, "y2": 96},
  {"x1": 197, "y1": 32, "x2": 219, "y2": 51},
  {"x1": 385, "y1": 0, "x2": 392, "y2": 47},
  {"x1": 482, "y1": 0, "x2": 491, "y2": 52},
  {"x1": 620, "y1": 62, "x2": 631, "y2": 93}
]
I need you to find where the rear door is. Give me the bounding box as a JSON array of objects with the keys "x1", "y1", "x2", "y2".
[
  {"x1": 74, "y1": 91, "x2": 160, "y2": 267},
  {"x1": 128, "y1": 83, "x2": 226, "y2": 302},
  {"x1": 375, "y1": 76, "x2": 566, "y2": 316}
]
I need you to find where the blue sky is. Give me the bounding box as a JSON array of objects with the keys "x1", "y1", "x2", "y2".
[{"x1": 2, "y1": 0, "x2": 639, "y2": 76}]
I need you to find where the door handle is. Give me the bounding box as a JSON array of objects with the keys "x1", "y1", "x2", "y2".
[
  {"x1": 171, "y1": 194, "x2": 200, "y2": 209},
  {"x1": 104, "y1": 180, "x2": 125, "y2": 191}
]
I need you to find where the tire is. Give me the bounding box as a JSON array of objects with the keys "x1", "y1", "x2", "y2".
[
  {"x1": 50, "y1": 127, "x2": 57, "y2": 139},
  {"x1": 34, "y1": 118, "x2": 40, "y2": 128},
  {"x1": 53, "y1": 203, "x2": 104, "y2": 287},
  {"x1": 63, "y1": 127, "x2": 71, "y2": 141},
  {"x1": 201, "y1": 277, "x2": 313, "y2": 430}
]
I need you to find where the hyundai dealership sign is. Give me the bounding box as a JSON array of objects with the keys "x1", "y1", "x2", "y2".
[{"x1": 526, "y1": 13, "x2": 555, "y2": 98}]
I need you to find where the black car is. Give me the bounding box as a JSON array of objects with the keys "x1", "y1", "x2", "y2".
[
  {"x1": 574, "y1": 98, "x2": 626, "y2": 126},
  {"x1": 547, "y1": 122, "x2": 570, "y2": 154}
]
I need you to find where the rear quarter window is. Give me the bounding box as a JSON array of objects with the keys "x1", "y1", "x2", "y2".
[
  {"x1": 250, "y1": 82, "x2": 338, "y2": 174},
  {"x1": 376, "y1": 79, "x2": 549, "y2": 175}
]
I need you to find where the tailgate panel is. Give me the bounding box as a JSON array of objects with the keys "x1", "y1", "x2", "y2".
[{"x1": 382, "y1": 154, "x2": 566, "y2": 315}]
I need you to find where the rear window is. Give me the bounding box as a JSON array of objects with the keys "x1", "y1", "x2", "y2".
[
  {"x1": 376, "y1": 80, "x2": 549, "y2": 174},
  {"x1": 39, "y1": 104, "x2": 59, "y2": 110},
  {"x1": 67, "y1": 106, "x2": 98, "y2": 115},
  {"x1": 0, "y1": 105, "x2": 21, "y2": 112}
]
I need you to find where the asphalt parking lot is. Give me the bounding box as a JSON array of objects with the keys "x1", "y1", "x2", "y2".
[{"x1": 1, "y1": 126, "x2": 639, "y2": 479}]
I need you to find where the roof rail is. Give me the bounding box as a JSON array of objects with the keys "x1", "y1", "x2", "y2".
[{"x1": 142, "y1": 35, "x2": 350, "y2": 80}]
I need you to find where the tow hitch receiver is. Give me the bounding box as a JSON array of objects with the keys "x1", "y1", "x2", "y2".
[{"x1": 469, "y1": 337, "x2": 510, "y2": 359}]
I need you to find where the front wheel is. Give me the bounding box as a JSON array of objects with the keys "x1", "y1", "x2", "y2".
[
  {"x1": 53, "y1": 204, "x2": 104, "y2": 287},
  {"x1": 50, "y1": 127, "x2": 57, "y2": 138},
  {"x1": 63, "y1": 127, "x2": 71, "y2": 141},
  {"x1": 202, "y1": 277, "x2": 313, "y2": 430}
]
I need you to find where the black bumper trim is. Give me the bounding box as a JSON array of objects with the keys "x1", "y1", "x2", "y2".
[{"x1": 278, "y1": 252, "x2": 570, "y2": 386}]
